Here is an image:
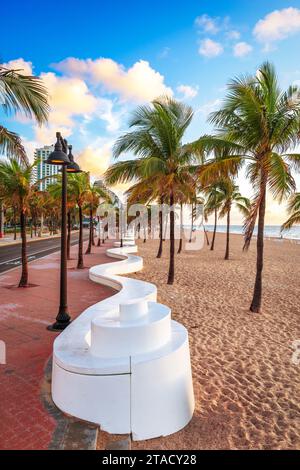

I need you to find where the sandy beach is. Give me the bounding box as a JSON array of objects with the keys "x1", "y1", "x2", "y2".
[{"x1": 122, "y1": 232, "x2": 300, "y2": 450}]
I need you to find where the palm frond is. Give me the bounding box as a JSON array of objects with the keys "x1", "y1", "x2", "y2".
[
  {"x1": 0, "y1": 126, "x2": 28, "y2": 163},
  {"x1": 243, "y1": 192, "x2": 263, "y2": 250},
  {"x1": 0, "y1": 67, "x2": 49, "y2": 124},
  {"x1": 268, "y1": 152, "x2": 295, "y2": 202},
  {"x1": 281, "y1": 193, "x2": 300, "y2": 231}
]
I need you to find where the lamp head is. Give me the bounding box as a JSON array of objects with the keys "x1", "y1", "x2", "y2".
[
  {"x1": 46, "y1": 132, "x2": 70, "y2": 165},
  {"x1": 66, "y1": 145, "x2": 81, "y2": 173}
]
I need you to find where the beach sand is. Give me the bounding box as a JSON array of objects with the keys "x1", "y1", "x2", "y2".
[{"x1": 125, "y1": 232, "x2": 300, "y2": 450}]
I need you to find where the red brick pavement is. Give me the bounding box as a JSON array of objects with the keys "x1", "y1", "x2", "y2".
[{"x1": 0, "y1": 241, "x2": 116, "y2": 450}]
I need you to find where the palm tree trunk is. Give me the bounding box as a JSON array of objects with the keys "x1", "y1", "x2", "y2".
[
  {"x1": 19, "y1": 210, "x2": 28, "y2": 287},
  {"x1": 14, "y1": 208, "x2": 17, "y2": 240},
  {"x1": 177, "y1": 203, "x2": 183, "y2": 254},
  {"x1": 204, "y1": 227, "x2": 210, "y2": 246},
  {"x1": 224, "y1": 207, "x2": 231, "y2": 260},
  {"x1": 250, "y1": 183, "x2": 267, "y2": 313},
  {"x1": 67, "y1": 210, "x2": 71, "y2": 260},
  {"x1": 189, "y1": 204, "x2": 194, "y2": 243},
  {"x1": 157, "y1": 197, "x2": 164, "y2": 258},
  {"x1": 211, "y1": 207, "x2": 217, "y2": 251},
  {"x1": 85, "y1": 207, "x2": 93, "y2": 254},
  {"x1": 77, "y1": 205, "x2": 84, "y2": 269},
  {"x1": 39, "y1": 213, "x2": 44, "y2": 237},
  {"x1": 0, "y1": 202, "x2": 4, "y2": 238},
  {"x1": 167, "y1": 191, "x2": 175, "y2": 285},
  {"x1": 102, "y1": 223, "x2": 106, "y2": 244},
  {"x1": 92, "y1": 215, "x2": 95, "y2": 246},
  {"x1": 97, "y1": 216, "x2": 101, "y2": 247},
  {"x1": 163, "y1": 214, "x2": 168, "y2": 241}
]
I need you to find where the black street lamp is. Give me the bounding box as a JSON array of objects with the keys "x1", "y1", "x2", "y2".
[{"x1": 46, "y1": 132, "x2": 81, "y2": 331}]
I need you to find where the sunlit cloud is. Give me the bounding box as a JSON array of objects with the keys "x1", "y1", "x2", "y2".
[
  {"x1": 177, "y1": 84, "x2": 198, "y2": 100},
  {"x1": 53, "y1": 57, "x2": 173, "y2": 103},
  {"x1": 253, "y1": 7, "x2": 300, "y2": 47},
  {"x1": 2, "y1": 58, "x2": 34, "y2": 76},
  {"x1": 233, "y1": 42, "x2": 253, "y2": 57},
  {"x1": 76, "y1": 142, "x2": 112, "y2": 178},
  {"x1": 198, "y1": 39, "x2": 224, "y2": 58},
  {"x1": 195, "y1": 14, "x2": 220, "y2": 34}
]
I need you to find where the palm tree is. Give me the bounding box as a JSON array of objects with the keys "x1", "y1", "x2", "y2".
[
  {"x1": 28, "y1": 189, "x2": 46, "y2": 238},
  {"x1": 0, "y1": 200, "x2": 4, "y2": 238},
  {"x1": 204, "y1": 184, "x2": 224, "y2": 251},
  {"x1": 125, "y1": 176, "x2": 167, "y2": 257},
  {"x1": 47, "y1": 180, "x2": 75, "y2": 259},
  {"x1": 0, "y1": 65, "x2": 48, "y2": 163},
  {"x1": 217, "y1": 180, "x2": 250, "y2": 260},
  {"x1": 85, "y1": 184, "x2": 112, "y2": 255},
  {"x1": 281, "y1": 193, "x2": 300, "y2": 231},
  {"x1": 105, "y1": 96, "x2": 198, "y2": 284},
  {"x1": 196, "y1": 62, "x2": 300, "y2": 312},
  {"x1": 68, "y1": 173, "x2": 89, "y2": 269},
  {"x1": 0, "y1": 158, "x2": 35, "y2": 286}
]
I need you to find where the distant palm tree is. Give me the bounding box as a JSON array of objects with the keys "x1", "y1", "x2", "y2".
[
  {"x1": 0, "y1": 65, "x2": 48, "y2": 162},
  {"x1": 68, "y1": 173, "x2": 90, "y2": 269},
  {"x1": 196, "y1": 62, "x2": 300, "y2": 312},
  {"x1": 281, "y1": 193, "x2": 300, "y2": 231},
  {"x1": 85, "y1": 184, "x2": 112, "y2": 255},
  {"x1": 217, "y1": 180, "x2": 250, "y2": 260},
  {"x1": 47, "y1": 179, "x2": 75, "y2": 259},
  {"x1": 105, "y1": 96, "x2": 199, "y2": 284},
  {"x1": 204, "y1": 183, "x2": 224, "y2": 251},
  {"x1": 0, "y1": 158, "x2": 35, "y2": 286}
]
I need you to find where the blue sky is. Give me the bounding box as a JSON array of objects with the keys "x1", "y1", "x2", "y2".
[{"x1": 2, "y1": 0, "x2": 300, "y2": 222}]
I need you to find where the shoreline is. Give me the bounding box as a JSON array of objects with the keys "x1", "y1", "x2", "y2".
[{"x1": 203, "y1": 228, "x2": 300, "y2": 243}]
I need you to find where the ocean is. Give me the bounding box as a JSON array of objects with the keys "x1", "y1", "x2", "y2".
[{"x1": 204, "y1": 225, "x2": 300, "y2": 240}]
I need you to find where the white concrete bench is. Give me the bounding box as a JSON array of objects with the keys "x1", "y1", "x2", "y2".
[{"x1": 52, "y1": 241, "x2": 194, "y2": 440}]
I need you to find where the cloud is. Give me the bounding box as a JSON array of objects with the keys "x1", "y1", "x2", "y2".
[
  {"x1": 54, "y1": 58, "x2": 173, "y2": 103},
  {"x1": 198, "y1": 39, "x2": 224, "y2": 58},
  {"x1": 158, "y1": 47, "x2": 170, "y2": 59},
  {"x1": 21, "y1": 136, "x2": 39, "y2": 163},
  {"x1": 94, "y1": 97, "x2": 122, "y2": 132},
  {"x1": 197, "y1": 98, "x2": 222, "y2": 117},
  {"x1": 195, "y1": 14, "x2": 219, "y2": 34},
  {"x1": 177, "y1": 85, "x2": 198, "y2": 100},
  {"x1": 34, "y1": 71, "x2": 98, "y2": 145},
  {"x1": 233, "y1": 42, "x2": 253, "y2": 57},
  {"x1": 253, "y1": 7, "x2": 300, "y2": 45},
  {"x1": 76, "y1": 143, "x2": 112, "y2": 178},
  {"x1": 2, "y1": 58, "x2": 33, "y2": 75},
  {"x1": 226, "y1": 30, "x2": 241, "y2": 40}
]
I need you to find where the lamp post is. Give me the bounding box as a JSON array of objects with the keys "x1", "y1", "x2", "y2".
[{"x1": 46, "y1": 132, "x2": 81, "y2": 331}]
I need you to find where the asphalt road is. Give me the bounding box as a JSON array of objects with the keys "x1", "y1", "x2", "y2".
[{"x1": 0, "y1": 231, "x2": 89, "y2": 274}]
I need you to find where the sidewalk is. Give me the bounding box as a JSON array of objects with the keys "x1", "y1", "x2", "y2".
[{"x1": 0, "y1": 240, "x2": 116, "y2": 450}]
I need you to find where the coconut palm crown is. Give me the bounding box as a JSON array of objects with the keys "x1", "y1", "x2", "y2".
[
  {"x1": 195, "y1": 62, "x2": 300, "y2": 312},
  {"x1": 105, "y1": 96, "x2": 201, "y2": 284}
]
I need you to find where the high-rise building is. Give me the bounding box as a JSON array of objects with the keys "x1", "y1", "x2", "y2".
[{"x1": 32, "y1": 145, "x2": 59, "y2": 191}]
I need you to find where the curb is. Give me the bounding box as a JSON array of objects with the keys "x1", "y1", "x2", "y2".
[{"x1": 0, "y1": 231, "x2": 79, "y2": 248}]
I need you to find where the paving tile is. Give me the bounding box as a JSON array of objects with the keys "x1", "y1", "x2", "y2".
[{"x1": 0, "y1": 241, "x2": 115, "y2": 449}]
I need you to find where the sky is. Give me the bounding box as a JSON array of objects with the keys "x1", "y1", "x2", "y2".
[{"x1": 2, "y1": 0, "x2": 300, "y2": 224}]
